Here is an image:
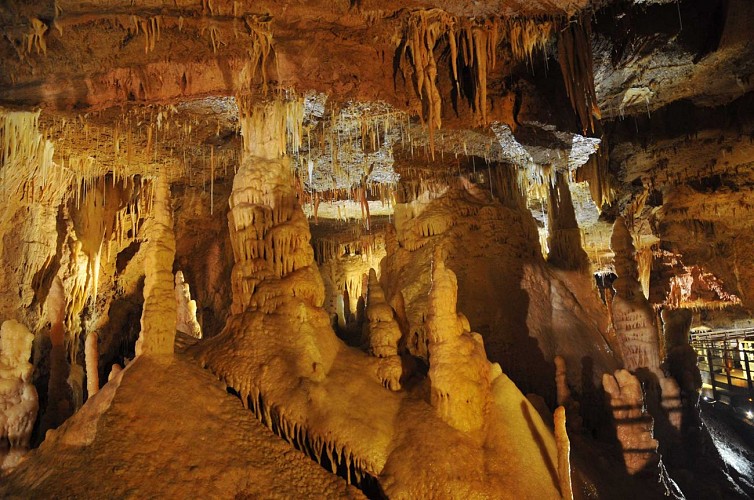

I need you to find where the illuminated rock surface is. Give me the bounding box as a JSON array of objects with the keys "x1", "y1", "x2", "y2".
[
  {"x1": 1, "y1": 0, "x2": 754, "y2": 497},
  {"x1": 0, "y1": 355, "x2": 363, "y2": 498}
]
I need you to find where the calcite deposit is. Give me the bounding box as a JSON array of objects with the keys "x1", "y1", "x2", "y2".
[
  {"x1": 0, "y1": 320, "x2": 38, "y2": 469},
  {"x1": 1, "y1": 0, "x2": 753, "y2": 497},
  {"x1": 603, "y1": 369, "x2": 659, "y2": 475},
  {"x1": 175, "y1": 271, "x2": 202, "y2": 339},
  {"x1": 610, "y1": 216, "x2": 662, "y2": 372}
]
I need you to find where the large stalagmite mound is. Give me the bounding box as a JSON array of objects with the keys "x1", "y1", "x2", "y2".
[
  {"x1": 192, "y1": 98, "x2": 567, "y2": 498},
  {"x1": 0, "y1": 355, "x2": 364, "y2": 499}
]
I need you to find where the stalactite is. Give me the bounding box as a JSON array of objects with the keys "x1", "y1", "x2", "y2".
[
  {"x1": 0, "y1": 109, "x2": 57, "y2": 200},
  {"x1": 558, "y1": 14, "x2": 613, "y2": 209},
  {"x1": 130, "y1": 16, "x2": 162, "y2": 54},
  {"x1": 25, "y1": 18, "x2": 48, "y2": 56},
  {"x1": 636, "y1": 247, "x2": 653, "y2": 300},
  {"x1": 557, "y1": 14, "x2": 600, "y2": 135},
  {"x1": 574, "y1": 143, "x2": 612, "y2": 209},
  {"x1": 241, "y1": 15, "x2": 275, "y2": 94},
  {"x1": 397, "y1": 12, "x2": 557, "y2": 155}
]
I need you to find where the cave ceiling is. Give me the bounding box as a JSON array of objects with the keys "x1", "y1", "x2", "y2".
[{"x1": 1, "y1": 0, "x2": 754, "y2": 310}]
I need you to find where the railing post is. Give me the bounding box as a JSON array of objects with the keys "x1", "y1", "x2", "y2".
[
  {"x1": 707, "y1": 347, "x2": 718, "y2": 401},
  {"x1": 725, "y1": 345, "x2": 734, "y2": 388},
  {"x1": 745, "y1": 347, "x2": 753, "y2": 401}
]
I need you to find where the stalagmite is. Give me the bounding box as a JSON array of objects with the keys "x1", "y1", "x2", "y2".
[
  {"x1": 603, "y1": 369, "x2": 659, "y2": 475},
  {"x1": 363, "y1": 269, "x2": 403, "y2": 390},
  {"x1": 610, "y1": 218, "x2": 683, "y2": 439},
  {"x1": 555, "y1": 355, "x2": 571, "y2": 406},
  {"x1": 40, "y1": 276, "x2": 71, "y2": 436},
  {"x1": 426, "y1": 246, "x2": 492, "y2": 433},
  {"x1": 136, "y1": 177, "x2": 177, "y2": 357},
  {"x1": 554, "y1": 406, "x2": 574, "y2": 500},
  {"x1": 175, "y1": 271, "x2": 202, "y2": 339},
  {"x1": 0, "y1": 320, "x2": 38, "y2": 469},
  {"x1": 85, "y1": 332, "x2": 99, "y2": 397},
  {"x1": 108, "y1": 363, "x2": 122, "y2": 382},
  {"x1": 195, "y1": 96, "x2": 338, "y2": 408},
  {"x1": 610, "y1": 217, "x2": 661, "y2": 372},
  {"x1": 554, "y1": 355, "x2": 582, "y2": 432}
]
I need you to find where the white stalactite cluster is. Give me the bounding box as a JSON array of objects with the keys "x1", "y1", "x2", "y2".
[{"x1": 0, "y1": 320, "x2": 38, "y2": 470}]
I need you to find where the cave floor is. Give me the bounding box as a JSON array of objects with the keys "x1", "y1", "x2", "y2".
[{"x1": 0, "y1": 354, "x2": 364, "y2": 499}]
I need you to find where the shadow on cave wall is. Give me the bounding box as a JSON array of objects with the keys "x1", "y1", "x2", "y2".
[{"x1": 477, "y1": 276, "x2": 557, "y2": 407}]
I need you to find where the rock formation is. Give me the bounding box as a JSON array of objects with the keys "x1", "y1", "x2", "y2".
[
  {"x1": 554, "y1": 406, "x2": 574, "y2": 500},
  {"x1": 85, "y1": 332, "x2": 99, "y2": 398},
  {"x1": 603, "y1": 369, "x2": 659, "y2": 475},
  {"x1": 547, "y1": 172, "x2": 590, "y2": 272},
  {"x1": 39, "y1": 276, "x2": 71, "y2": 437},
  {"x1": 175, "y1": 271, "x2": 202, "y2": 339},
  {"x1": 136, "y1": 177, "x2": 177, "y2": 357},
  {"x1": 363, "y1": 269, "x2": 403, "y2": 390},
  {"x1": 427, "y1": 247, "x2": 494, "y2": 433},
  {"x1": 0, "y1": 0, "x2": 753, "y2": 497},
  {"x1": 610, "y1": 217, "x2": 661, "y2": 372},
  {"x1": 554, "y1": 355, "x2": 582, "y2": 432},
  {"x1": 0, "y1": 320, "x2": 38, "y2": 469}
]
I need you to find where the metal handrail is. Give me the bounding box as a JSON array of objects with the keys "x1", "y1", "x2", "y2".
[
  {"x1": 689, "y1": 330, "x2": 754, "y2": 407},
  {"x1": 690, "y1": 327, "x2": 754, "y2": 343}
]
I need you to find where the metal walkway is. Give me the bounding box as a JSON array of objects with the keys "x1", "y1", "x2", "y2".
[{"x1": 690, "y1": 328, "x2": 754, "y2": 418}]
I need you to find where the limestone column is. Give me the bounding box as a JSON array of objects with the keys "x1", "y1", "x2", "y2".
[
  {"x1": 610, "y1": 216, "x2": 661, "y2": 371},
  {"x1": 226, "y1": 100, "x2": 325, "y2": 315},
  {"x1": 136, "y1": 176, "x2": 176, "y2": 357}
]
